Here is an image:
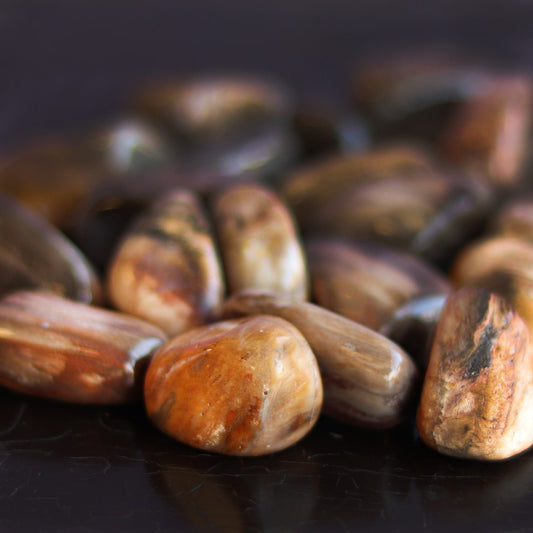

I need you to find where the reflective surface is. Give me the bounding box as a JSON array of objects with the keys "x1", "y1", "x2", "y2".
[
  {"x1": 2, "y1": 1, "x2": 533, "y2": 531},
  {"x1": 3, "y1": 389, "x2": 533, "y2": 532}
]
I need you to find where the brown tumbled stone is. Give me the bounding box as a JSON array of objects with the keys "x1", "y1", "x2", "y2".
[
  {"x1": 223, "y1": 290, "x2": 419, "y2": 429},
  {"x1": 307, "y1": 238, "x2": 449, "y2": 330},
  {"x1": 281, "y1": 147, "x2": 491, "y2": 264},
  {"x1": 134, "y1": 76, "x2": 292, "y2": 143},
  {"x1": 107, "y1": 189, "x2": 225, "y2": 336},
  {"x1": 417, "y1": 287, "x2": 533, "y2": 460},
  {"x1": 212, "y1": 183, "x2": 308, "y2": 300},
  {"x1": 144, "y1": 315, "x2": 322, "y2": 456},
  {"x1": 0, "y1": 193, "x2": 102, "y2": 303},
  {"x1": 451, "y1": 236, "x2": 533, "y2": 336},
  {"x1": 440, "y1": 76, "x2": 533, "y2": 188},
  {"x1": 0, "y1": 290, "x2": 167, "y2": 404},
  {"x1": 281, "y1": 145, "x2": 433, "y2": 228},
  {"x1": 352, "y1": 54, "x2": 492, "y2": 140}
]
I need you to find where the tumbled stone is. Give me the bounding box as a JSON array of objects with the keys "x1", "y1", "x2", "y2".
[
  {"x1": 107, "y1": 189, "x2": 225, "y2": 336},
  {"x1": 0, "y1": 290, "x2": 167, "y2": 404},
  {"x1": 0, "y1": 193, "x2": 102, "y2": 303},
  {"x1": 134, "y1": 76, "x2": 292, "y2": 144},
  {"x1": 307, "y1": 238, "x2": 449, "y2": 330},
  {"x1": 417, "y1": 287, "x2": 533, "y2": 460},
  {"x1": 289, "y1": 165, "x2": 492, "y2": 265},
  {"x1": 144, "y1": 315, "x2": 322, "y2": 456},
  {"x1": 223, "y1": 290, "x2": 418, "y2": 429},
  {"x1": 281, "y1": 145, "x2": 433, "y2": 228},
  {"x1": 440, "y1": 76, "x2": 533, "y2": 187},
  {"x1": 212, "y1": 183, "x2": 308, "y2": 300},
  {"x1": 352, "y1": 53, "x2": 492, "y2": 140},
  {"x1": 451, "y1": 236, "x2": 533, "y2": 336}
]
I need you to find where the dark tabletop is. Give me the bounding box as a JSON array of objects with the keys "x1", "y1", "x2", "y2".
[{"x1": 2, "y1": 2, "x2": 533, "y2": 532}]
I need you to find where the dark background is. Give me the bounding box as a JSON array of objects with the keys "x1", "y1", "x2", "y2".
[{"x1": 2, "y1": 1, "x2": 533, "y2": 532}]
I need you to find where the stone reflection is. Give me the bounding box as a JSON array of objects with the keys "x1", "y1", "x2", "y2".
[
  {"x1": 140, "y1": 425, "x2": 321, "y2": 532},
  {"x1": 411, "y1": 443, "x2": 533, "y2": 528}
]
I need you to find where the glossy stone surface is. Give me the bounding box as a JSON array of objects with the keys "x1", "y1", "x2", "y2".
[
  {"x1": 380, "y1": 293, "x2": 447, "y2": 370},
  {"x1": 417, "y1": 287, "x2": 533, "y2": 460},
  {"x1": 451, "y1": 236, "x2": 533, "y2": 335},
  {"x1": 212, "y1": 183, "x2": 308, "y2": 300},
  {"x1": 144, "y1": 315, "x2": 323, "y2": 456},
  {"x1": 307, "y1": 238, "x2": 449, "y2": 330},
  {"x1": 293, "y1": 167, "x2": 491, "y2": 264},
  {"x1": 352, "y1": 54, "x2": 492, "y2": 140},
  {"x1": 77, "y1": 117, "x2": 175, "y2": 176},
  {"x1": 107, "y1": 189, "x2": 225, "y2": 336},
  {"x1": 134, "y1": 77, "x2": 292, "y2": 143},
  {"x1": 0, "y1": 193, "x2": 102, "y2": 303},
  {"x1": 224, "y1": 290, "x2": 419, "y2": 428},
  {"x1": 0, "y1": 290, "x2": 167, "y2": 404},
  {"x1": 281, "y1": 145, "x2": 433, "y2": 228},
  {"x1": 440, "y1": 76, "x2": 533, "y2": 188}
]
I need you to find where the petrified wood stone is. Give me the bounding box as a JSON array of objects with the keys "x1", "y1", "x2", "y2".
[
  {"x1": 307, "y1": 238, "x2": 449, "y2": 330},
  {"x1": 223, "y1": 290, "x2": 418, "y2": 428},
  {"x1": 144, "y1": 315, "x2": 322, "y2": 456},
  {"x1": 134, "y1": 77, "x2": 292, "y2": 144},
  {"x1": 212, "y1": 183, "x2": 308, "y2": 300},
  {"x1": 107, "y1": 189, "x2": 225, "y2": 336},
  {"x1": 0, "y1": 291, "x2": 167, "y2": 404},
  {"x1": 417, "y1": 287, "x2": 533, "y2": 460},
  {"x1": 352, "y1": 53, "x2": 492, "y2": 140},
  {"x1": 451, "y1": 236, "x2": 533, "y2": 336},
  {"x1": 440, "y1": 76, "x2": 533, "y2": 188},
  {"x1": 0, "y1": 193, "x2": 102, "y2": 303},
  {"x1": 281, "y1": 145, "x2": 433, "y2": 227}
]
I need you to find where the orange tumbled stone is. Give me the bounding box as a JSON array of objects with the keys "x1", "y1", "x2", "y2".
[{"x1": 144, "y1": 315, "x2": 323, "y2": 456}]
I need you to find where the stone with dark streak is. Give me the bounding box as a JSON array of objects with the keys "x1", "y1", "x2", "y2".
[
  {"x1": 107, "y1": 189, "x2": 225, "y2": 336},
  {"x1": 223, "y1": 290, "x2": 419, "y2": 429},
  {"x1": 451, "y1": 236, "x2": 533, "y2": 337},
  {"x1": 417, "y1": 287, "x2": 533, "y2": 460},
  {"x1": 281, "y1": 147, "x2": 492, "y2": 265},
  {"x1": 0, "y1": 290, "x2": 167, "y2": 404},
  {"x1": 144, "y1": 315, "x2": 323, "y2": 456}
]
